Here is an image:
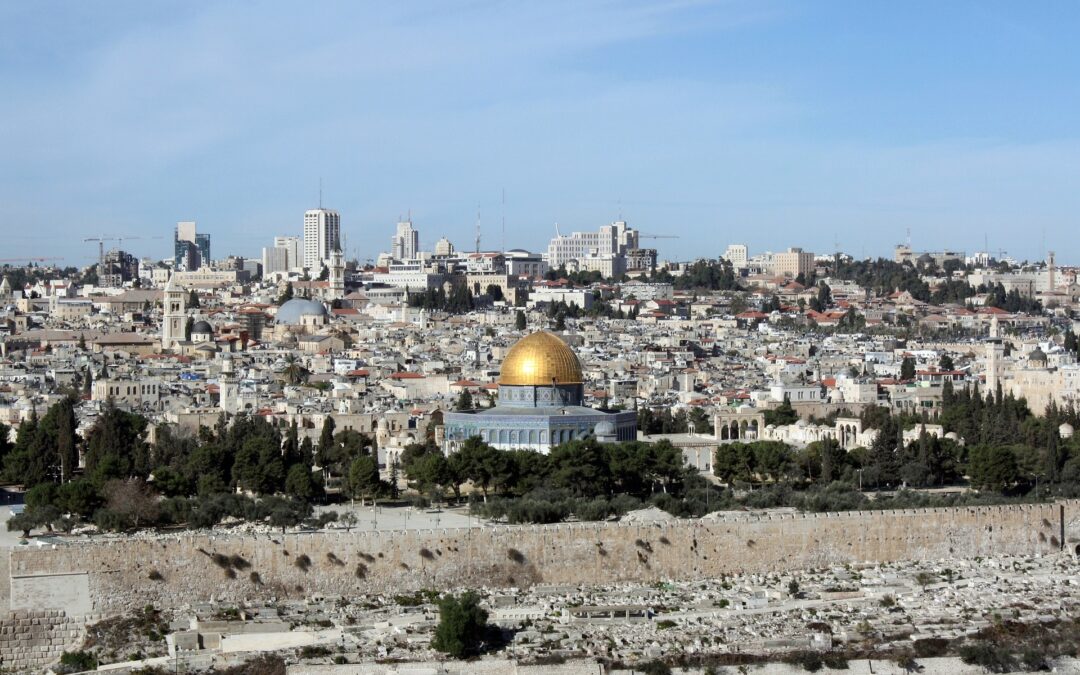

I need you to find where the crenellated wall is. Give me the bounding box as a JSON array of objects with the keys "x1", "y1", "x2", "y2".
[{"x1": 8, "y1": 501, "x2": 1076, "y2": 619}]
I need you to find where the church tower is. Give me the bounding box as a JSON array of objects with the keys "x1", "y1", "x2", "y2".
[
  {"x1": 161, "y1": 274, "x2": 186, "y2": 352},
  {"x1": 328, "y1": 248, "x2": 345, "y2": 300}
]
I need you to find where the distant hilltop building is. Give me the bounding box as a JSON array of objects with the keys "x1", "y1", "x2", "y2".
[
  {"x1": 771, "y1": 247, "x2": 814, "y2": 279},
  {"x1": 545, "y1": 220, "x2": 639, "y2": 271},
  {"x1": 174, "y1": 221, "x2": 210, "y2": 272},
  {"x1": 894, "y1": 244, "x2": 964, "y2": 267},
  {"x1": 434, "y1": 237, "x2": 455, "y2": 257},
  {"x1": 442, "y1": 330, "x2": 637, "y2": 454},
  {"x1": 303, "y1": 208, "x2": 340, "y2": 272}
]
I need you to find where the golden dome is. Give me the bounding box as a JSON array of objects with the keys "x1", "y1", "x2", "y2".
[{"x1": 499, "y1": 331, "x2": 583, "y2": 386}]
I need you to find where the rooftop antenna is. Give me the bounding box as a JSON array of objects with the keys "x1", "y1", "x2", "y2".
[
  {"x1": 501, "y1": 188, "x2": 506, "y2": 254},
  {"x1": 475, "y1": 203, "x2": 481, "y2": 254},
  {"x1": 906, "y1": 227, "x2": 911, "y2": 248},
  {"x1": 319, "y1": 177, "x2": 323, "y2": 209}
]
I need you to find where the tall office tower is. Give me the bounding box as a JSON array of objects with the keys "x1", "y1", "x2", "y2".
[
  {"x1": 391, "y1": 219, "x2": 419, "y2": 260},
  {"x1": 174, "y1": 221, "x2": 211, "y2": 271},
  {"x1": 304, "y1": 208, "x2": 341, "y2": 272}
]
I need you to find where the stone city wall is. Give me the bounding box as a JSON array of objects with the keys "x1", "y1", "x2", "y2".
[{"x1": 8, "y1": 501, "x2": 1075, "y2": 619}]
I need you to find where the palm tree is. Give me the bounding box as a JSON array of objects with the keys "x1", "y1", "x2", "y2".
[{"x1": 283, "y1": 354, "x2": 306, "y2": 385}]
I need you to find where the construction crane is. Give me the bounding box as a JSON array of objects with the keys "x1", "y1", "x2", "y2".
[
  {"x1": 84, "y1": 236, "x2": 119, "y2": 269},
  {"x1": 639, "y1": 234, "x2": 680, "y2": 239},
  {"x1": 84, "y1": 235, "x2": 161, "y2": 268},
  {"x1": 0, "y1": 257, "x2": 64, "y2": 264}
]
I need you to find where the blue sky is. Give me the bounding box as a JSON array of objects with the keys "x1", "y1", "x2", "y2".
[{"x1": 2, "y1": 1, "x2": 1079, "y2": 265}]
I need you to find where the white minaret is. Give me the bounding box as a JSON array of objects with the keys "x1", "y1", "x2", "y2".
[
  {"x1": 161, "y1": 274, "x2": 186, "y2": 351},
  {"x1": 219, "y1": 353, "x2": 239, "y2": 413},
  {"x1": 986, "y1": 340, "x2": 1004, "y2": 393}
]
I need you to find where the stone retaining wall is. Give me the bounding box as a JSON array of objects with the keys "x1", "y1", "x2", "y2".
[
  {"x1": 8, "y1": 501, "x2": 1075, "y2": 619},
  {"x1": 0, "y1": 609, "x2": 82, "y2": 672}
]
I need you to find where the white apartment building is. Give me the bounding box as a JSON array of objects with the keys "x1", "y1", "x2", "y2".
[
  {"x1": 391, "y1": 220, "x2": 419, "y2": 260},
  {"x1": 545, "y1": 221, "x2": 639, "y2": 269},
  {"x1": 372, "y1": 261, "x2": 445, "y2": 292},
  {"x1": 303, "y1": 208, "x2": 340, "y2": 272},
  {"x1": 723, "y1": 244, "x2": 749, "y2": 270},
  {"x1": 504, "y1": 250, "x2": 548, "y2": 278}
]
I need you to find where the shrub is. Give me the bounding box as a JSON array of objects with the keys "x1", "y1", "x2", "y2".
[
  {"x1": 959, "y1": 641, "x2": 1017, "y2": 672},
  {"x1": 783, "y1": 650, "x2": 823, "y2": 672},
  {"x1": 249, "y1": 571, "x2": 261, "y2": 584},
  {"x1": 299, "y1": 645, "x2": 332, "y2": 658},
  {"x1": 507, "y1": 548, "x2": 526, "y2": 564},
  {"x1": 913, "y1": 638, "x2": 949, "y2": 658},
  {"x1": 419, "y1": 548, "x2": 435, "y2": 561},
  {"x1": 148, "y1": 569, "x2": 164, "y2": 581},
  {"x1": 355, "y1": 563, "x2": 367, "y2": 578},
  {"x1": 295, "y1": 554, "x2": 312, "y2": 572},
  {"x1": 326, "y1": 552, "x2": 344, "y2": 566},
  {"x1": 638, "y1": 660, "x2": 672, "y2": 675},
  {"x1": 656, "y1": 619, "x2": 676, "y2": 630},
  {"x1": 58, "y1": 650, "x2": 98, "y2": 673}
]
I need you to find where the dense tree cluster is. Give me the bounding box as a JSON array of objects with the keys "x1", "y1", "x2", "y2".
[
  {"x1": 400, "y1": 436, "x2": 691, "y2": 523},
  {"x1": 408, "y1": 283, "x2": 475, "y2": 313},
  {"x1": 637, "y1": 407, "x2": 712, "y2": 435},
  {"x1": 982, "y1": 282, "x2": 1043, "y2": 313},
  {"x1": 1, "y1": 404, "x2": 354, "y2": 535},
  {"x1": 669, "y1": 259, "x2": 739, "y2": 291},
  {"x1": 832, "y1": 258, "x2": 931, "y2": 301},
  {"x1": 712, "y1": 384, "x2": 1080, "y2": 507}
]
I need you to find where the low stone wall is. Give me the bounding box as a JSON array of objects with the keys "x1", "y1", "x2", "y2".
[
  {"x1": 0, "y1": 609, "x2": 82, "y2": 672},
  {"x1": 8, "y1": 501, "x2": 1075, "y2": 619}
]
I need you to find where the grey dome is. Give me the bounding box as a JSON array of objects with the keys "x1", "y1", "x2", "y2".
[
  {"x1": 593, "y1": 420, "x2": 616, "y2": 437},
  {"x1": 1029, "y1": 347, "x2": 1047, "y2": 363},
  {"x1": 191, "y1": 320, "x2": 213, "y2": 335},
  {"x1": 276, "y1": 298, "x2": 328, "y2": 324}
]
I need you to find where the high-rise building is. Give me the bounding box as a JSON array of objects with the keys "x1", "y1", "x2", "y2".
[
  {"x1": 174, "y1": 221, "x2": 210, "y2": 271},
  {"x1": 303, "y1": 208, "x2": 340, "y2": 272},
  {"x1": 391, "y1": 220, "x2": 419, "y2": 260}
]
